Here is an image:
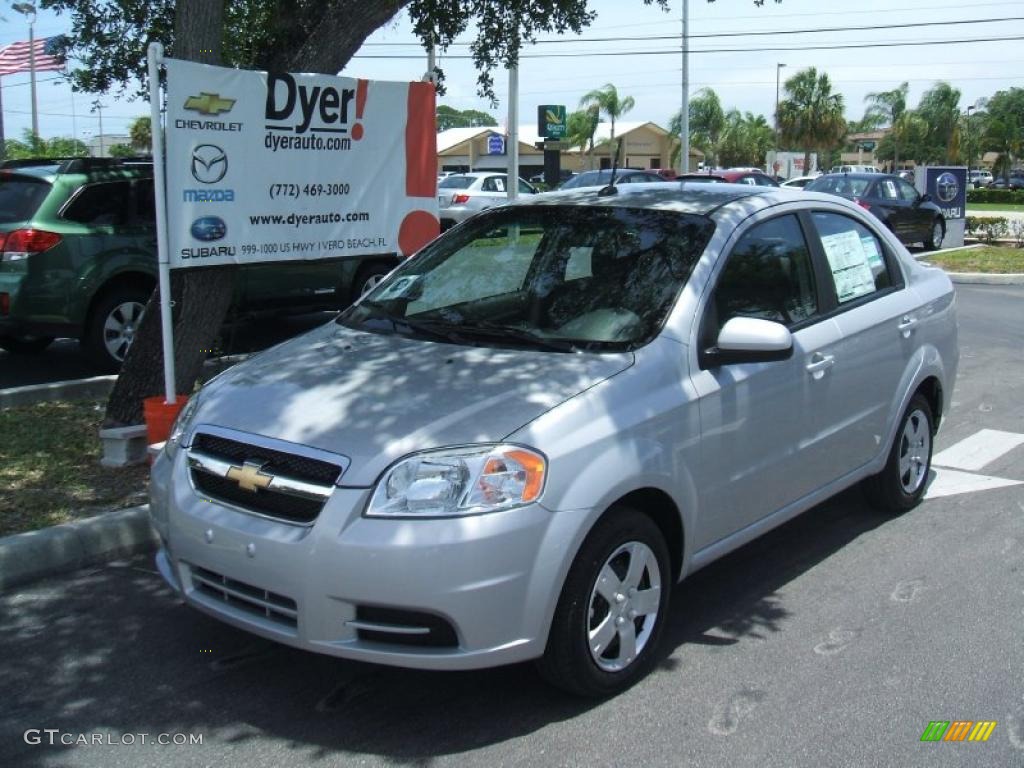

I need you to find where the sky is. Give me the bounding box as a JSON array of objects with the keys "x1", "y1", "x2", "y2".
[{"x1": 1, "y1": 0, "x2": 1023, "y2": 142}]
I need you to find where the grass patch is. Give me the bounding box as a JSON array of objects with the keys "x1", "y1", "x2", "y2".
[
  {"x1": 923, "y1": 246, "x2": 1024, "y2": 274},
  {"x1": 968, "y1": 203, "x2": 1024, "y2": 213},
  {"x1": 0, "y1": 400, "x2": 148, "y2": 537}
]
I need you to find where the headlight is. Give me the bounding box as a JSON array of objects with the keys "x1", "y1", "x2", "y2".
[
  {"x1": 163, "y1": 395, "x2": 201, "y2": 459},
  {"x1": 367, "y1": 445, "x2": 547, "y2": 518}
]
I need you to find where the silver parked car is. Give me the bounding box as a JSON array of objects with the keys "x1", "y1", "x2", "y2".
[
  {"x1": 150, "y1": 184, "x2": 958, "y2": 697},
  {"x1": 437, "y1": 171, "x2": 536, "y2": 229}
]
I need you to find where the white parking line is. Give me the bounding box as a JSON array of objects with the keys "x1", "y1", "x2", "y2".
[
  {"x1": 932, "y1": 429, "x2": 1024, "y2": 472},
  {"x1": 926, "y1": 468, "x2": 1023, "y2": 499}
]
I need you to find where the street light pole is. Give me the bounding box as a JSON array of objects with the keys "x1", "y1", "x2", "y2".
[
  {"x1": 774, "y1": 63, "x2": 786, "y2": 171},
  {"x1": 965, "y1": 105, "x2": 975, "y2": 171},
  {"x1": 13, "y1": 3, "x2": 39, "y2": 139}
]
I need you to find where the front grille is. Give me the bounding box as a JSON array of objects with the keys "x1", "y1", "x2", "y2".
[
  {"x1": 353, "y1": 606, "x2": 459, "y2": 648},
  {"x1": 188, "y1": 564, "x2": 298, "y2": 630},
  {"x1": 192, "y1": 471, "x2": 323, "y2": 524},
  {"x1": 192, "y1": 432, "x2": 342, "y2": 486}
]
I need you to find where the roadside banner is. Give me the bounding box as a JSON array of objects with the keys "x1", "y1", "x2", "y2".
[{"x1": 164, "y1": 58, "x2": 439, "y2": 269}]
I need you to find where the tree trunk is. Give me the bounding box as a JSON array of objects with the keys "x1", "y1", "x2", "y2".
[
  {"x1": 104, "y1": 0, "x2": 233, "y2": 427},
  {"x1": 803, "y1": 149, "x2": 812, "y2": 175}
]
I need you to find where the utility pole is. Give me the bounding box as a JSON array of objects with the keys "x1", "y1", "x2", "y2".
[
  {"x1": 12, "y1": 3, "x2": 38, "y2": 138},
  {"x1": 680, "y1": 0, "x2": 690, "y2": 173},
  {"x1": 93, "y1": 100, "x2": 105, "y2": 157},
  {"x1": 775, "y1": 63, "x2": 786, "y2": 172},
  {"x1": 965, "y1": 104, "x2": 975, "y2": 171},
  {"x1": 508, "y1": 65, "x2": 519, "y2": 201}
]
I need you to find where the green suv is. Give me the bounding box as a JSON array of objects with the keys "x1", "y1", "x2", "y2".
[{"x1": 0, "y1": 158, "x2": 399, "y2": 369}]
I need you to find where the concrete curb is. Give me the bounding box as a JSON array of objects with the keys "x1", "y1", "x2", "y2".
[
  {"x1": 0, "y1": 505, "x2": 157, "y2": 592},
  {"x1": 0, "y1": 374, "x2": 117, "y2": 409},
  {"x1": 0, "y1": 353, "x2": 251, "y2": 410}
]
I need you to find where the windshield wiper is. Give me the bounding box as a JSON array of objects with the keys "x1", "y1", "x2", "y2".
[{"x1": 471, "y1": 322, "x2": 580, "y2": 352}]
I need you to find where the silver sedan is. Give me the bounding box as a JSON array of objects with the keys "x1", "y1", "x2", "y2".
[{"x1": 437, "y1": 171, "x2": 536, "y2": 228}]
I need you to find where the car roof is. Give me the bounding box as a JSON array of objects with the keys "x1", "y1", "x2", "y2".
[
  {"x1": 813, "y1": 172, "x2": 890, "y2": 181},
  {"x1": 511, "y1": 181, "x2": 789, "y2": 215}
]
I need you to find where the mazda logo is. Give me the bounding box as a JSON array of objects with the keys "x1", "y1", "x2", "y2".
[{"x1": 191, "y1": 144, "x2": 228, "y2": 184}]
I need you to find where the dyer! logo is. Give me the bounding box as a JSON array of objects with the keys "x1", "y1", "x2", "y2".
[
  {"x1": 184, "y1": 92, "x2": 236, "y2": 116},
  {"x1": 191, "y1": 144, "x2": 228, "y2": 184},
  {"x1": 265, "y1": 73, "x2": 367, "y2": 139}
]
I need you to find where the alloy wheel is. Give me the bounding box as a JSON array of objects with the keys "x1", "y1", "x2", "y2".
[
  {"x1": 103, "y1": 300, "x2": 146, "y2": 362},
  {"x1": 898, "y1": 408, "x2": 931, "y2": 494},
  {"x1": 587, "y1": 541, "x2": 662, "y2": 673}
]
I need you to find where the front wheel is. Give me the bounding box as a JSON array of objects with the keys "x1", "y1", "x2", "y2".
[
  {"x1": 863, "y1": 393, "x2": 934, "y2": 514},
  {"x1": 536, "y1": 507, "x2": 671, "y2": 697},
  {"x1": 351, "y1": 264, "x2": 393, "y2": 303},
  {"x1": 924, "y1": 219, "x2": 945, "y2": 251}
]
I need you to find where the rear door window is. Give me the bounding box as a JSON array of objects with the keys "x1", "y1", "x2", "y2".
[
  {"x1": 0, "y1": 177, "x2": 52, "y2": 223},
  {"x1": 810, "y1": 212, "x2": 894, "y2": 304},
  {"x1": 62, "y1": 181, "x2": 134, "y2": 226}
]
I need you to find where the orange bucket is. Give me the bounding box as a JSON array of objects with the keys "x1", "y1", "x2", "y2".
[{"x1": 143, "y1": 395, "x2": 190, "y2": 446}]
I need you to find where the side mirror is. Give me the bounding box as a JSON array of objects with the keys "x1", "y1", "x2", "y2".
[{"x1": 702, "y1": 317, "x2": 793, "y2": 367}]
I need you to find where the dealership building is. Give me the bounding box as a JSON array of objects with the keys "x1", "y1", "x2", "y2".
[{"x1": 436, "y1": 122, "x2": 703, "y2": 178}]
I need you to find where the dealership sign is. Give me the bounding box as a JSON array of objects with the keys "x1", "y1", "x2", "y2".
[
  {"x1": 924, "y1": 166, "x2": 967, "y2": 221},
  {"x1": 164, "y1": 58, "x2": 439, "y2": 268}
]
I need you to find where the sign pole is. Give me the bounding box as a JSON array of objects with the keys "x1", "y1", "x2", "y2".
[
  {"x1": 147, "y1": 42, "x2": 176, "y2": 404},
  {"x1": 507, "y1": 65, "x2": 519, "y2": 202}
]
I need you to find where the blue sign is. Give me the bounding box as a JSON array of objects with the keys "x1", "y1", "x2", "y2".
[
  {"x1": 925, "y1": 167, "x2": 966, "y2": 220},
  {"x1": 486, "y1": 134, "x2": 505, "y2": 155}
]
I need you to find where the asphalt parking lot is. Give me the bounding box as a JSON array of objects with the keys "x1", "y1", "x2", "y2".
[{"x1": 1, "y1": 284, "x2": 1022, "y2": 768}]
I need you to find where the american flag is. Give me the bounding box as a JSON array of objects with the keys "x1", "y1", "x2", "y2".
[{"x1": 0, "y1": 37, "x2": 66, "y2": 77}]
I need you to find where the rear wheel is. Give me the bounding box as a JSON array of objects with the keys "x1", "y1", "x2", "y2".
[
  {"x1": 863, "y1": 393, "x2": 934, "y2": 514},
  {"x1": 924, "y1": 219, "x2": 945, "y2": 251},
  {"x1": 536, "y1": 507, "x2": 671, "y2": 697},
  {"x1": 84, "y1": 287, "x2": 151, "y2": 370},
  {"x1": 0, "y1": 334, "x2": 54, "y2": 355}
]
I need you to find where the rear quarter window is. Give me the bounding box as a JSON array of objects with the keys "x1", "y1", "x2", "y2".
[{"x1": 0, "y1": 177, "x2": 52, "y2": 223}]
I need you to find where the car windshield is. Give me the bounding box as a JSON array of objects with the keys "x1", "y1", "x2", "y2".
[
  {"x1": 338, "y1": 206, "x2": 715, "y2": 352},
  {"x1": 0, "y1": 176, "x2": 52, "y2": 223},
  {"x1": 806, "y1": 176, "x2": 872, "y2": 197},
  {"x1": 439, "y1": 175, "x2": 474, "y2": 189}
]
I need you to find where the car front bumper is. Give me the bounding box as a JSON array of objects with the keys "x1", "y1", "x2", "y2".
[{"x1": 149, "y1": 447, "x2": 591, "y2": 671}]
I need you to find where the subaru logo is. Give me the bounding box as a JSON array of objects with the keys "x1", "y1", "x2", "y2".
[
  {"x1": 936, "y1": 172, "x2": 959, "y2": 203},
  {"x1": 191, "y1": 144, "x2": 228, "y2": 184},
  {"x1": 191, "y1": 216, "x2": 227, "y2": 242}
]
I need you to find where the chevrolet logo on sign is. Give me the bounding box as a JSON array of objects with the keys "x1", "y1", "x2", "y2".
[
  {"x1": 184, "y1": 92, "x2": 236, "y2": 116},
  {"x1": 226, "y1": 461, "x2": 273, "y2": 492}
]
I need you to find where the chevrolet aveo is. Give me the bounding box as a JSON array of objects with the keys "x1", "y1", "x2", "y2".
[{"x1": 150, "y1": 183, "x2": 958, "y2": 697}]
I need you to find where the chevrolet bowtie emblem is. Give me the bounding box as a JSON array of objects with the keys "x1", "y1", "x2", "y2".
[
  {"x1": 226, "y1": 460, "x2": 273, "y2": 492},
  {"x1": 184, "y1": 92, "x2": 236, "y2": 116}
]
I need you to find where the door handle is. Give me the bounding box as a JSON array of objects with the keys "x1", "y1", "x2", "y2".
[
  {"x1": 805, "y1": 353, "x2": 835, "y2": 379},
  {"x1": 898, "y1": 315, "x2": 917, "y2": 337}
]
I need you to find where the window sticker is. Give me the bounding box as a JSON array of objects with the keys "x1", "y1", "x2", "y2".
[
  {"x1": 821, "y1": 230, "x2": 876, "y2": 302},
  {"x1": 860, "y1": 235, "x2": 884, "y2": 269}
]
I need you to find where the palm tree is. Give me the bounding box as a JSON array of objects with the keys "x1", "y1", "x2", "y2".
[
  {"x1": 777, "y1": 67, "x2": 847, "y2": 175},
  {"x1": 916, "y1": 82, "x2": 962, "y2": 164},
  {"x1": 566, "y1": 105, "x2": 600, "y2": 170},
  {"x1": 129, "y1": 116, "x2": 152, "y2": 153},
  {"x1": 579, "y1": 83, "x2": 635, "y2": 167},
  {"x1": 864, "y1": 82, "x2": 909, "y2": 169},
  {"x1": 669, "y1": 87, "x2": 725, "y2": 168}
]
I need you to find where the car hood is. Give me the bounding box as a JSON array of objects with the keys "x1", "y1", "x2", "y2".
[{"x1": 188, "y1": 321, "x2": 633, "y2": 486}]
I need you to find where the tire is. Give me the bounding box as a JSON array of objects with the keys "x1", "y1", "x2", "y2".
[
  {"x1": 0, "y1": 334, "x2": 54, "y2": 355},
  {"x1": 351, "y1": 264, "x2": 392, "y2": 303},
  {"x1": 536, "y1": 506, "x2": 671, "y2": 697},
  {"x1": 924, "y1": 219, "x2": 945, "y2": 251},
  {"x1": 863, "y1": 393, "x2": 934, "y2": 514},
  {"x1": 84, "y1": 286, "x2": 151, "y2": 371}
]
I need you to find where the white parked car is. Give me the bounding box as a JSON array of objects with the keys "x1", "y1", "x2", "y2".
[
  {"x1": 780, "y1": 175, "x2": 819, "y2": 189},
  {"x1": 151, "y1": 183, "x2": 958, "y2": 698},
  {"x1": 969, "y1": 170, "x2": 993, "y2": 188},
  {"x1": 437, "y1": 172, "x2": 537, "y2": 229}
]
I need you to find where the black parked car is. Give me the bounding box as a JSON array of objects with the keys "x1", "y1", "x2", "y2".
[
  {"x1": 987, "y1": 175, "x2": 1024, "y2": 190},
  {"x1": 805, "y1": 173, "x2": 946, "y2": 250}
]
